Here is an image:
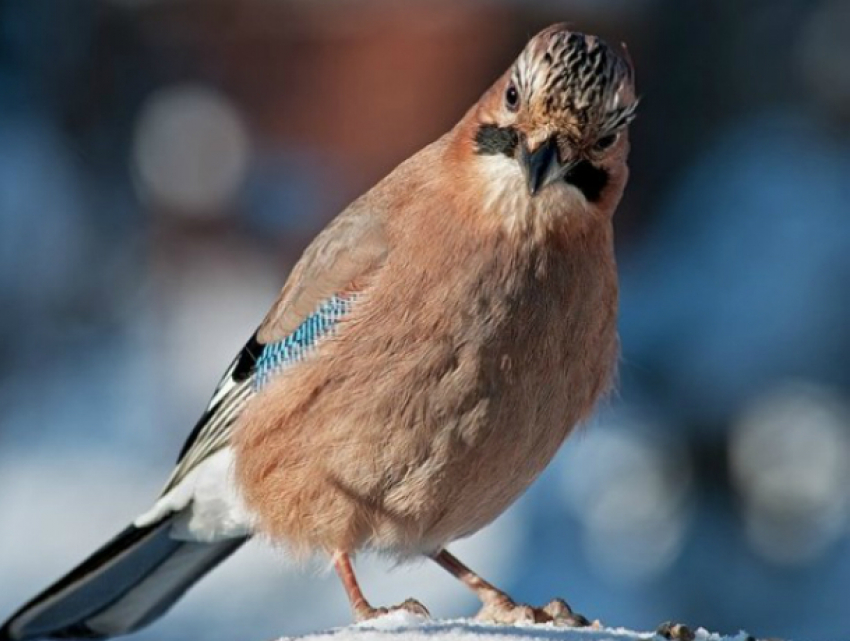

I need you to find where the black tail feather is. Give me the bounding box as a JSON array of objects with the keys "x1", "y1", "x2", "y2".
[{"x1": 1, "y1": 516, "x2": 246, "y2": 640}]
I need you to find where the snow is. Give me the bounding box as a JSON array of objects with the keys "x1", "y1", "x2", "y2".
[{"x1": 283, "y1": 612, "x2": 753, "y2": 641}]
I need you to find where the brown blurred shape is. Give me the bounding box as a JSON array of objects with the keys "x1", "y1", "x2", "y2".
[{"x1": 137, "y1": 0, "x2": 521, "y2": 208}]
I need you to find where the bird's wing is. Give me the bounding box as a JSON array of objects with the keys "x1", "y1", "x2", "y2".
[
  {"x1": 256, "y1": 200, "x2": 388, "y2": 343},
  {"x1": 159, "y1": 203, "x2": 388, "y2": 496}
]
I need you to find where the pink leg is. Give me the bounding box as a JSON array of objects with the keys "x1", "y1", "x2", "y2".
[
  {"x1": 333, "y1": 551, "x2": 430, "y2": 622},
  {"x1": 432, "y1": 549, "x2": 589, "y2": 626}
]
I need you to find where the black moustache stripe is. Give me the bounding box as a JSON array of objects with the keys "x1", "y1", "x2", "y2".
[
  {"x1": 474, "y1": 124, "x2": 518, "y2": 157},
  {"x1": 563, "y1": 160, "x2": 608, "y2": 203},
  {"x1": 475, "y1": 124, "x2": 609, "y2": 203}
]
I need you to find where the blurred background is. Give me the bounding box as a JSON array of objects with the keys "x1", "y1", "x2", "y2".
[{"x1": 1, "y1": 0, "x2": 848, "y2": 640}]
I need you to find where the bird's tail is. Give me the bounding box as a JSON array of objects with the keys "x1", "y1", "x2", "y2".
[{"x1": 0, "y1": 514, "x2": 247, "y2": 641}]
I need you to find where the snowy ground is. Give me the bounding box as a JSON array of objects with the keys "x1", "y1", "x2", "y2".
[{"x1": 285, "y1": 611, "x2": 754, "y2": 641}]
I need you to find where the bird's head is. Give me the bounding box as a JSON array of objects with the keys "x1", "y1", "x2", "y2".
[{"x1": 467, "y1": 25, "x2": 638, "y2": 219}]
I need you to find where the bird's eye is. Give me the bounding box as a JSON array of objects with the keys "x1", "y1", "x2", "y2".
[
  {"x1": 505, "y1": 84, "x2": 520, "y2": 112},
  {"x1": 594, "y1": 133, "x2": 619, "y2": 151}
]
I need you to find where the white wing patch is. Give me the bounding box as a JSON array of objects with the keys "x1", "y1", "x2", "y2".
[{"x1": 134, "y1": 448, "x2": 254, "y2": 543}]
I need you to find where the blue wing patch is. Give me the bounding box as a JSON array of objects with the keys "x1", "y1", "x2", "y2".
[{"x1": 254, "y1": 294, "x2": 356, "y2": 389}]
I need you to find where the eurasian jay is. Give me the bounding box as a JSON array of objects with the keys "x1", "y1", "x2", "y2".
[{"x1": 1, "y1": 23, "x2": 637, "y2": 640}]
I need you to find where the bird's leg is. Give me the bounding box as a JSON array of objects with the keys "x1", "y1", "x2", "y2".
[
  {"x1": 431, "y1": 549, "x2": 589, "y2": 627},
  {"x1": 332, "y1": 551, "x2": 430, "y2": 622}
]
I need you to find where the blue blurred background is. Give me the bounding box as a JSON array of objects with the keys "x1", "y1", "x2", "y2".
[{"x1": 1, "y1": 1, "x2": 849, "y2": 640}]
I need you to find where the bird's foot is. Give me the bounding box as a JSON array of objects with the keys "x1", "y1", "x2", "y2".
[
  {"x1": 354, "y1": 598, "x2": 430, "y2": 622},
  {"x1": 476, "y1": 596, "x2": 590, "y2": 627},
  {"x1": 656, "y1": 621, "x2": 695, "y2": 641}
]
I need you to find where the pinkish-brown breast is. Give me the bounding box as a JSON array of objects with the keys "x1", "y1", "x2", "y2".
[{"x1": 232, "y1": 202, "x2": 618, "y2": 558}]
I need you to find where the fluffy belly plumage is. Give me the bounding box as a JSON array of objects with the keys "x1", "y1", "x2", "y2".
[{"x1": 232, "y1": 275, "x2": 618, "y2": 556}]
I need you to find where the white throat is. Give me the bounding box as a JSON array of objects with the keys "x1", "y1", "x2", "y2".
[{"x1": 477, "y1": 154, "x2": 591, "y2": 234}]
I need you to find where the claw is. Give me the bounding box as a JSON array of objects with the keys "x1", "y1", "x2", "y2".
[
  {"x1": 542, "y1": 598, "x2": 591, "y2": 627},
  {"x1": 657, "y1": 621, "x2": 695, "y2": 641},
  {"x1": 355, "y1": 598, "x2": 430, "y2": 622},
  {"x1": 476, "y1": 596, "x2": 589, "y2": 627},
  {"x1": 398, "y1": 598, "x2": 431, "y2": 618}
]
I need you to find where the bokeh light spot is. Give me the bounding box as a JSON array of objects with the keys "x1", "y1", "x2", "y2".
[
  {"x1": 730, "y1": 380, "x2": 850, "y2": 565},
  {"x1": 132, "y1": 84, "x2": 250, "y2": 215}
]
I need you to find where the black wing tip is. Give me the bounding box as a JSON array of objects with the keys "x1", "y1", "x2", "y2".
[
  {"x1": 0, "y1": 622, "x2": 14, "y2": 641},
  {"x1": 0, "y1": 524, "x2": 248, "y2": 641},
  {"x1": 48, "y1": 623, "x2": 105, "y2": 640},
  {"x1": 1, "y1": 614, "x2": 109, "y2": 641},
  {"x1": 232, "y1": 331, "x2": 262, "y2": 382},
  {"x1": 176, "y1": 331, "x2": 262, "y2": 464},
  {"x1": 0, "y1": 523, "x2": 167, "y2": 641}
]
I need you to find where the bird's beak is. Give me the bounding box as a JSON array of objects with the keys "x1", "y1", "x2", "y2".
[{"x1": 519, "y1": 136, "x2": 563, "y2": 197}]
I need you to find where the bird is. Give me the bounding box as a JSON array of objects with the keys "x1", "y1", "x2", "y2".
[{"x1": 1, "y1": 23, "x2": 638, "y2": 640}]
